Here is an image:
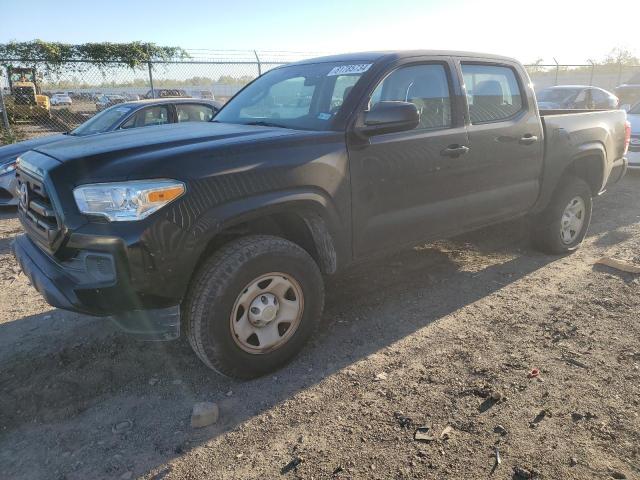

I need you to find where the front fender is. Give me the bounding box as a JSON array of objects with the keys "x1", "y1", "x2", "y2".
[{"x1": 180, "y1": 188, "x2": 349, "y2": 276}]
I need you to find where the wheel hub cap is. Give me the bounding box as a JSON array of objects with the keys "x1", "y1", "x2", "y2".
[
  {"x1": 560, "y1": 196, "x2": 586, "y2": 245},
  {"x1": 248, "y1": 293, "x2": 279, "y2": 326},
  {"x1": 230, "y1": 273, "x2": 304, "y2": 354}
]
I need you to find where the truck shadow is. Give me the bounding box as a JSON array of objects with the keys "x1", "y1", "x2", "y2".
[
  {"x1": 0, "y1": 217, "x2": 556, "y2": 479},
  {"x1": 0, "y1": 176, "x2": 638, "y2": 479}
]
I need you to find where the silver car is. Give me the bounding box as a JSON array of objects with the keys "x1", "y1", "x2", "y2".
[
  {"x1": 0, "y1": 98, "x2": 221, "y2": 205},
  {"x1": 627, "y1": 102, "x2": 640, "y2": 169}
]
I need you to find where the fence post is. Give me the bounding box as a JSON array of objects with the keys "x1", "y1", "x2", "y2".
[
  {"x1": 588, "y1": 60, "x2": 595, "y2": 86},
  {"x1": 148, "y1": 61, "x2": 155, "y2": 99},
  {"x1": 254, "y1": 50, "x2": 262, "y2": 76},
  {"x1": 0, "y1": 69, "x2": 11, "y2": 137},
  {"x1": 553, "y1": 57, "x2": 559, "y2": 86},
  {"x1": 617, "y1": 61, "x2": 623, "y2": 87}
]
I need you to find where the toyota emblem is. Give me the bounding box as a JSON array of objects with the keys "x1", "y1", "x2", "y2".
[{"x1": 19, "y1": 183, "x2": 29, "y2": 209}]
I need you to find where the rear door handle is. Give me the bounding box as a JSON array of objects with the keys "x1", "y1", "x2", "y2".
[
  {"x1": 441, "y1": 145, "x2": 470, "y2": 157},
  {"x1": 519, "y1": 134, "x2": 539, "y2": 145}
]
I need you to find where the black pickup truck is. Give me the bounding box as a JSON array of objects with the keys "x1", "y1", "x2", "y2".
[{"x1": 13, "y1": 50, "x2": 630, "y2": 378}]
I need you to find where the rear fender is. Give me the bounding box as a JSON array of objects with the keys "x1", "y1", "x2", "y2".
[{"x1": 532, "y1": 141, "x2": 606, "y2": 213}]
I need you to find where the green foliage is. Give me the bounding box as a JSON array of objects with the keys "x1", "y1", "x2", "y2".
[
  {"x1": 0, "y1": 40, "x2": 189, "y2": 71},
  {"x1": 217, "y1": 75, "x2": 255, "y2": 85},
  {"x1": 40, "y1": 75, "x2": 255, "y2": 91}
]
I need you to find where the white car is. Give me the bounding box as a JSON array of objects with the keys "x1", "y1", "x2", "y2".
[
  {"x1": 50, "y1": 93, "x2": 72, "y2": 106},
  {"x1": 627, "y1": 102, "x2": 640, "y2": 169}
]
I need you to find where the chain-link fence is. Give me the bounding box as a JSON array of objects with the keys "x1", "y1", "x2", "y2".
[
  {"x1": 0, "y1": 50, "x2": 326, "y2": 143},
  {"x1": 525, "y1": 63, "x2": 640, "y2": 91},
  {"x1": 1, "y1": 51, "x2": 639, "y2": 144}
]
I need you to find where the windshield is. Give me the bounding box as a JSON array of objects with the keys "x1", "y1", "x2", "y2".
[
  {"x1": 214, "y1": 61, "x2": 372, "y2": 131},
  {"x1": 629, "y1": 102, "x2": 640, "y2": 114},
  {"x1": 71, "y1": 104, "x2": 135, "y2": 136},
  {"x1": 537, "y1": 88, "x2": 580, "y2": 103}
]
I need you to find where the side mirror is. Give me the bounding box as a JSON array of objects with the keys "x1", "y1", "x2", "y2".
[{"x1": 359, "y1": 101, "x2": 419, "y2": 136}]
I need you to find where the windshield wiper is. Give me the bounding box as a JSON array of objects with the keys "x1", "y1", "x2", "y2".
[{"x1": 244, "y1": 120, "x2": 287, "y2": 129}]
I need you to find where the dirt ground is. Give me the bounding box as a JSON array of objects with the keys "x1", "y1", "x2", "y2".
[{"x1": 0, "y1": 175, "x2": 639, "y2": 480}]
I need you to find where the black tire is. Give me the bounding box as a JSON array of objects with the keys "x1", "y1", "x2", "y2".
[
  {"x1": 532, "y1": 176, "x2": 592, "y2": 254},
  {"x1": 183, "y1": 235, "x2": 324, "y2": 378}
]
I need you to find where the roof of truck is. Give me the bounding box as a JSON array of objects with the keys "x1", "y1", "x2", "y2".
[{"x1": 289, "y1": 50, "x2": 519, "y2": 66}]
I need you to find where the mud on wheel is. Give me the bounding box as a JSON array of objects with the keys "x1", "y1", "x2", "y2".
[{"x1": 182, "y1": 235, "x2": 325, "y2": 378}]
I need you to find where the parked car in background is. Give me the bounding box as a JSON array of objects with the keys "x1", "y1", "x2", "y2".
[
  {"x1": 627, "y1": 102, "x2": 640, "y2": 169},
  {"x1": 143, "y1": 88, "x2": 190, "y2": 99},
  {"x1": 11, "y1": 50, "x2": 629, "y2": 378},
  {"x1": 187, "y1": 89, "x2": 215, "y2": 100},
  {"x1": 615, "y1": 73, "x2": 640, "y2": 111},
  {"x1": 536, "y1": 85, "x2": 618, "y2": 110},
  {"x1": 95, "y1": 94, "x2": 127, "y2": 111},
  {"x1": 49, "y1": 93, "x2": 72, "y2": 106},
  {"x1": 0, "y1": 98, "x2": 221, "y2": 205}
]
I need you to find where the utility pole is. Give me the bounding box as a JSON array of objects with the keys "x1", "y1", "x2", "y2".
[
  {"x1": 147, "y1": 44, "x2": 155, "y2": 99},
  {"x1": 148, "y1": 61, "x2": 155, "y2": 99},
  {"x1": 254, "y1": 50, "x2": 262, "y2": 76},
  {"x1": 0, "y1": 70, "x2": 12, "y2": 138}
]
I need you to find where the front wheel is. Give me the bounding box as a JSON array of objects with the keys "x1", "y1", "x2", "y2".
[
  {"x1": 183, "y1": 235, "x2": 324, "y2": 378},
  {"x1": 532, "y1": 176, "x2": 593, "y2": 254}
]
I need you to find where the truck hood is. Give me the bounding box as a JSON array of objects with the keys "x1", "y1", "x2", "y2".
[
  {"x1": 0, "y1": 134, "x2": 66, "y2": 165},
  {"x1": 34, "y1": 122, "x2": 305, "y2": 163}
]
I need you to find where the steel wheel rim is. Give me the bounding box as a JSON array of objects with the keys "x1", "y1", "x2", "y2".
[
  {"x1": 560, "y1": 196, "x2": 586, "y2": 245},
  {"x1": 230, "y1": 272, "x2": 304, "y2": 354}
]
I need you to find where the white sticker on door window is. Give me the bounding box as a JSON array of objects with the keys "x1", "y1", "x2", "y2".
[{"x1": 327, "y1": 64, "x2": 372, "y2": 76}]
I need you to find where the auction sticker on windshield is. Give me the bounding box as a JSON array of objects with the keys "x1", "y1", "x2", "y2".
[{"x1": 327, "y1": 64, "x2": 372, "y2": 76}]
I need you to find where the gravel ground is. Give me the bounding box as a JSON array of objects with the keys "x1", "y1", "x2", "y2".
[{"x1": 0, "y1": 174, "x2": 639, "y2": 480}]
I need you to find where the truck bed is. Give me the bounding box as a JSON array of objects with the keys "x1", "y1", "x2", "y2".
[{"x1": 534, "y1": 108, "x2": 628, "y2": 212}]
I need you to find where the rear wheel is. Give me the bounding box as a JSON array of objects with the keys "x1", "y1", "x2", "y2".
[
  {"x1": 532, "y1": 176, "x2": 592, "y2": 254},
  {"x1": 183, "y1": 235, "x2": 324, "y2": 378}
]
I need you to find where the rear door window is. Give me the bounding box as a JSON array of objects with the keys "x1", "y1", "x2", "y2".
[
  {"x1": 176, "y1": 104, "x2": 215, "y2": 122},
  {"x1": 121, "y1": 105, "x2": 170, "y2": 129},
  {"x1": 461, "y1": 64, "x2": 524, "y2": 123},
  {"x1": 590, "y1": 89, "x2": 609, "y2": 108}
]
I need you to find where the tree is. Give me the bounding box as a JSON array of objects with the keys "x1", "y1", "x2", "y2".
[
  {"x1": 0, "y1": 40, "x2": 189, "y2": 73},
  {"x1": 600, "y1": 47, "x2": 639, "y2": 66}
]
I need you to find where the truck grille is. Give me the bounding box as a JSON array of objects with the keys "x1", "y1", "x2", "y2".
[
  {"x1": 16, "y1": 167, "x2": 62, "y2": 251},
  {"x1": 630, "y1": 135, "x2": 640, "y2": 152}
]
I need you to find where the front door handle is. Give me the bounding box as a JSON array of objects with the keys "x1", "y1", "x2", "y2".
[
  {"x1": 519, "y1": 134, "x2": 539, "y2": 145},
  {"x1": 441, "y1": 145, "x2": 470, "y2": 157}
]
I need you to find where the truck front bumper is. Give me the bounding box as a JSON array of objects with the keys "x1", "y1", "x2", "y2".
[
  {"x1": 12, "y1": 232, "x2": 185, "y2": 316},
  {"x1": 13, "y1": 234, "x2": 182, "y2": 338},
  {"x1": 13, "y1": 233, "x2": 83, "y2": 312}
]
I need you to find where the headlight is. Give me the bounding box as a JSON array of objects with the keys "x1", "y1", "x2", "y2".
[
  {"x1": 73, "y1": 179, "x2": 185, "y2": 221},
  {"x1": 0, "y1": 160, "x2": 17, "y2": 176}
]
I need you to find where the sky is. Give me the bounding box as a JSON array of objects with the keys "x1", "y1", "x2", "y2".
[{"x1": 1, "y1": 0, "x2": 639, "y2": 64}]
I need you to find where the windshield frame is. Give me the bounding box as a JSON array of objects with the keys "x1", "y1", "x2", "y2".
[{"x1": 214, "y1": 60, "x2": 379, "y2": 132}]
